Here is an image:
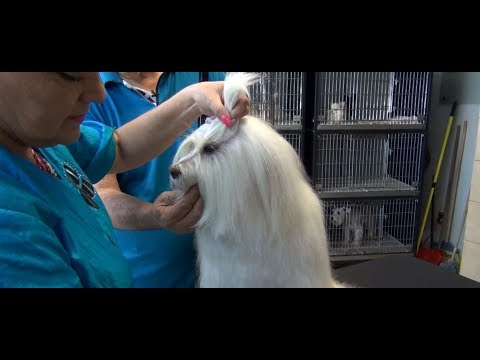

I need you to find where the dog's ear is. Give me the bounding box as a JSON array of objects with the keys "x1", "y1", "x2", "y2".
[{"x1": 343, "y1": 207, "x2": 351, "y2": 214}]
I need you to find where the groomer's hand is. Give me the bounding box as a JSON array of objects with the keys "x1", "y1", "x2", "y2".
[
  {"x1": 152, "y1": 185, "x2": 203, "y2": 234},
  {"x1": 191, "y1": 81, "x2": 249, "y2": 127}
]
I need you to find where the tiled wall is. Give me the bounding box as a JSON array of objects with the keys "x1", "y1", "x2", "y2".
[{"x1": 460, "y1": 125, "x2": 480, "y2": 281}]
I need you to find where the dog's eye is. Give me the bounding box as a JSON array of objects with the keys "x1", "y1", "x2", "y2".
[{"x1": 203, "y1": 144, "x2": 218, "y2": 154}]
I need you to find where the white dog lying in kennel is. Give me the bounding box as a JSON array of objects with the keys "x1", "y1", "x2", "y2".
[{"x1": 170, "y1": 73, "x2": 344, "y2": 288}]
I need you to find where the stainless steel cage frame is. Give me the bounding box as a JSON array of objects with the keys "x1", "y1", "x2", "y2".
[{"x1": 313, "y1": 72, "x2": 432, "y2": 260}]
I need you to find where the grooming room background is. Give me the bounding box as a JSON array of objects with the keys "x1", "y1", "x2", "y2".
[{"x1": 248, "y1": 72, "x2": 480, "y2": 280}]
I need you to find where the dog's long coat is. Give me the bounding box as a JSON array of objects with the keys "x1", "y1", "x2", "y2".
[{"x1": 170, "y1": 73, "x2": 341, "y2": 288}]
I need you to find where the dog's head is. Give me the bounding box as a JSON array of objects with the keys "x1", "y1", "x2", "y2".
[
  {"x1": 171, "y1": 114, "x2": 309, "y2": 232},
  {"x1": 330, "y1": 207, "x2": 351, "y2": 226},
  {"x1": 170, "y1": 72, "x2": 260, "y2": 194},
  {"x1": 171, "y1": 114, "x2": 305, "y2": 195},
  {"x1": 169, "y1": 118, "x2": 236, "y2": 193},
  {"x1": 331, "y1": 102, "x2": 345, "y2": 110},
  {"x1": 170, "y1": 75, "x2": 310, "y2": 231}
]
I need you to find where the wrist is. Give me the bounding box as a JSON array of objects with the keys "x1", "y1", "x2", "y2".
[
  {"x1": 182, "y1": 84, "x2": 202, "y2": 119},
  {"x1": 143, "y1": 202, "x2": 165, "y2": 230}
]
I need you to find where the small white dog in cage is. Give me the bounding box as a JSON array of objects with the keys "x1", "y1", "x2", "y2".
[
  {"x1": 170, "y1": 72, "x2": 344, "y2": 288},
  {"x1": 328, "y1": 102, "x2": 345, "y2": 123},
  {"x1": 317, "y1": 101, "x2": 346, "y2": 128},
  {"x1": 330, "y1": 206, "x2": 380, "y2": 247}
]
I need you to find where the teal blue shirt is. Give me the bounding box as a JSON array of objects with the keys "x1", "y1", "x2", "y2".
[
  {"x1": 0, "y1": 122, "x2": 132, "y2": 288},
  {"x1": 86, "y1": 72, "x2": 225, "y2": 288}
]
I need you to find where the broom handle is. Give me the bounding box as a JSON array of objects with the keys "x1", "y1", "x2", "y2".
[
  {"x1": 416, "y1": 101, "x2": 457, "y2": 254},
  {"x1": 451, "y1": 189, "x2": 470, "y2": 260}
]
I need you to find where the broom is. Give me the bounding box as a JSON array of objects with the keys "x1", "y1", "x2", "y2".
[
  {"x1": 416, "y1": 101, "x2": 457, "y2": 254},
  {"x1": 439, "y1": 189, "x2": 469, "y2": 273}
]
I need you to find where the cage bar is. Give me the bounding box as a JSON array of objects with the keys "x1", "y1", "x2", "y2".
[
  {"x1": 249, "y1": 72, "x2": 304, "y2": 130},
  {"x1": 282, "y1": 133, "x2": 302, "y2": 158}
]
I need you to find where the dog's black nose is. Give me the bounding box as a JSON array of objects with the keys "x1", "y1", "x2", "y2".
[{"x1": 170, "y1": 166, "x2": 181, "y2": 179}]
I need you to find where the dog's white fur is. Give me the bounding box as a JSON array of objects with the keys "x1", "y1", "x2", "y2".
[{"x1": 170, "y1": 73, "x2": 342, "y2": 288}]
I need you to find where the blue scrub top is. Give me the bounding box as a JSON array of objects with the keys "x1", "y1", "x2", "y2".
[{"x1": 0, "y1": 121, "x2": 132, "y2": 288}]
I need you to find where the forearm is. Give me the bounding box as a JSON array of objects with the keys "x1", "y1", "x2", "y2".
[
  {"x1": 110, "y1": 85, "x2": 201, "y2": 174},
  {"x1": 99, "y1": 190, "x2": 160, "y2": 230}
]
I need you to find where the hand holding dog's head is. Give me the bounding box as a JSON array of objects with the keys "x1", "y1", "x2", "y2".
[
  {"x1": 153, "y1": 186, "x2": 203, "y2": 234},
  {"x1": 222, "y1": 72, "x2": 259, "y2": 124},
  {"x1": 192, "y1": 72, "x2": 258, "y2": 128}
]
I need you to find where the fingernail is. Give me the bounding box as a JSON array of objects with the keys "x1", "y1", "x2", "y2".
[{"x1": 220, "y1": 114, "x2": 232, "y2": 127}]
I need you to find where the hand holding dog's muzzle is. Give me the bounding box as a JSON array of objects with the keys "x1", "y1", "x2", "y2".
[{"x1": 152, "y1": 185, "x2": 203, "y2": 234}]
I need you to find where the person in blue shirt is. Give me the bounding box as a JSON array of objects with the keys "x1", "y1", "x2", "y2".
[
  {"x1": 0, "y1": 72, "x2": 247, "y2": 288},
  {"x1": 87, "y1": 72, "x2": 225, "y2": 288}
]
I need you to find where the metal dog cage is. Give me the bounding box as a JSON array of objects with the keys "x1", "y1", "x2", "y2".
[
  {"x1": 244, "y1": 71, "x2": 431, "y2": 260},
  {"x1": 323, "y1": 198, "x2": 418, "y2": 259},
  {"x1": 315, "y1": 72, "x2": 431, "y2": 131},
  {"x1": 313, "y1": 72, "x2": 432, "y2": 260},
  {"x1": 314, "y1": 132, "x2": 425, "y2": 197},
  {"x1": 249, "y1": 72, "x2": 305, "y2": 158}
]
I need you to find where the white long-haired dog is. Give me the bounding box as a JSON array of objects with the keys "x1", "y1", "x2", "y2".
[{"x1": 170, "y1": 73, "x2": 343, "y2": 288}]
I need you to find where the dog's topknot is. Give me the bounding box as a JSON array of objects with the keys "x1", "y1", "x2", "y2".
[
  {"x1": 223, "y1": 72, "x2": 260, "y2": 115},
  {"x1": 200, "y1": 73, "x2": 261, "y2": 145}
]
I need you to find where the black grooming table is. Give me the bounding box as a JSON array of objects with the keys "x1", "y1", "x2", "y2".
[{"x1": 333, "y1": 253, "x2": 480, "y2": 288}]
